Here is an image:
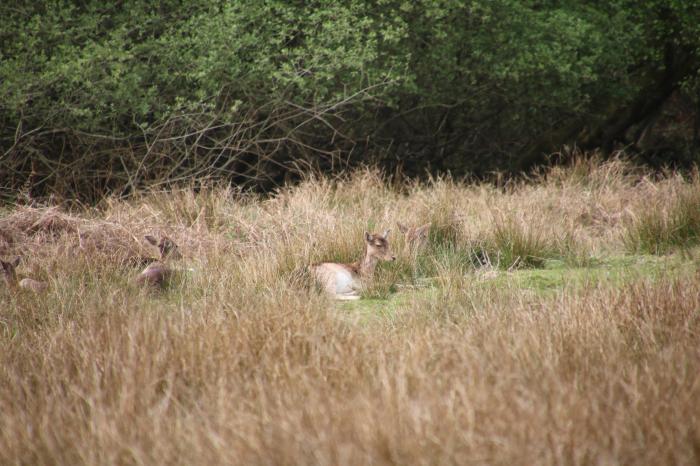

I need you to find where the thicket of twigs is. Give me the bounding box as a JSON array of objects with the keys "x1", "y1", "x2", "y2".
[{"x1": 3, "y1": 2, "x2": 699, "y2": 201}]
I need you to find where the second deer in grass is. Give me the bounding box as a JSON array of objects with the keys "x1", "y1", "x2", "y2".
[
  {"x1": 135, "y1": 235, "x2": 182, "y2": 287},
  {"x1": 397, "y1": 222, "x2": 431, "y2": 253},
  {"x1": 311, "y1": 230, "x2": 396, "y2": 300},
  {"x1": 1, "y1": 257, "x2": 48, "y2": 292}
]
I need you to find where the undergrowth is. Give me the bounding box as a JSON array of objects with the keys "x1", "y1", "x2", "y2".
[{"x1": 1, "y1": 159, "x2": 699, "y2": 465}]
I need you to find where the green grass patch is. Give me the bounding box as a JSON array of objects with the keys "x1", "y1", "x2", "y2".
[
  {"x1": 341, "y1": 250, "x2": 698, "y2": 315},
  {"x1": 480, "y1": 253, "x2": 695, "y2": 295}
]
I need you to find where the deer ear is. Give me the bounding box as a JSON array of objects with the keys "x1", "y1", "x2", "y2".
[
  {"x1": 397, "y1": 222, "x2": 408, "y2": 234},
  {"x1": 11, "y1": 256, "x2": 20, "y2": 268},
  {"x1": 382, "y1": 229, "x2": 390, "y2": 239},
  {"x1": 364, "y1": 231, "x2": 372, "y2": 242},
  {"x1": 144, "y1": 235, "x2": 158, "y2": 246}
]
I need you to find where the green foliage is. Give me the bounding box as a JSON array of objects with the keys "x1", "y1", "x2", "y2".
[
  {"x1": 0, "y1": 1, "x2": 407, "y2": 133},
  {"x1": 1, "y1": 1, "x2": 699, "y2": 199}
]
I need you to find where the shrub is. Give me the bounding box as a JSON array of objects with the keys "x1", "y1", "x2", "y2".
[{"x1": 5, "y1": 1, "x2": 695, "y2": 200}]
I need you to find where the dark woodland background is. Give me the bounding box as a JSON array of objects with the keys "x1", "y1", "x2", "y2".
[{"x1": 2, "y1": 1, "x2": 700, "y2": 201}]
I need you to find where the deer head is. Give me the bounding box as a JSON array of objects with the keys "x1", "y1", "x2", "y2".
[
  {"x1": 144, "y1": 235, "x2": 182, "y2": 260},
  {"x1": 364, "y1": 230, "x2": 396, "y2": 262},
  {"x1": 0, "y1": 257, "x2": 20, "y2": 286},
  {"x1": 397, "y1": 222, "x2": 431, "y2": 251}
]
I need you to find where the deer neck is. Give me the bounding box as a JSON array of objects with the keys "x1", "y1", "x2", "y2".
[{"x1": 356, "y1": 246, "x2": 379, "y2": 278}]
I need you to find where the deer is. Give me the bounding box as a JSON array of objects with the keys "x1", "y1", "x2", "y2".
[
  {"x1": 134, "y1": 235, "x2": 182, "y2": 287},
  {"x1": 397, "y1": 222, "x2": 431, "y2": 253},
  {"x1": 1, "y1": 257, "x2": 48, "y2": 292},
  {"x1": 310, "y1": 230, "x2": 396, "y2": 300}
]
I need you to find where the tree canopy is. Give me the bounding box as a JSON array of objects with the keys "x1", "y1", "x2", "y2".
[{"x1": 1, "y1": 0, "x2": 699, "y2": 200}]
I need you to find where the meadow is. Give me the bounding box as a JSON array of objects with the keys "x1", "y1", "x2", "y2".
[{"x1": 1, "y1": 158, "x2": 699, "y2": 465}]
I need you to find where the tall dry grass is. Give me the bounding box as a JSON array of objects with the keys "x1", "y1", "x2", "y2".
[{"x1": 1, "y1": 159, "x2": 699, "y2": 465}]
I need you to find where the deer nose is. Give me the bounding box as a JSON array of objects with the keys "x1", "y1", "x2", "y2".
[{"x1": 391, "y1": 255, "x2": 396, "y2": 261}]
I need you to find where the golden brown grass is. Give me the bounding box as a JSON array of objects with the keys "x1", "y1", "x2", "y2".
[{"x1": 1, "y1": 159, "x2": 699, "y2": 465}]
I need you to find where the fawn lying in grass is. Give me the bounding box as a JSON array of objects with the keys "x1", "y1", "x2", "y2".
[
  {"x1": 311, "y1": 230, "x2": 395, "y2": 300},
  {"x1": 135, "y1": 235, "x2": 182, "y2": 287},
  {"x1": 1, "y1": 257, "x2": 48, "y2": 292}
]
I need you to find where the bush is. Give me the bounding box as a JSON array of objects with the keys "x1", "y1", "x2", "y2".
[{"x1": 1, "y1": 1, "x2": 699, "y2": 200}]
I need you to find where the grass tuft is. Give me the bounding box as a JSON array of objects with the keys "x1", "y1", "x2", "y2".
[
  {"x1": 476, "y1": 217, "x2": 557, "y2": 269},
  {"x1": 624, "y1": 183, "x2": 700, "y2": 254}
]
